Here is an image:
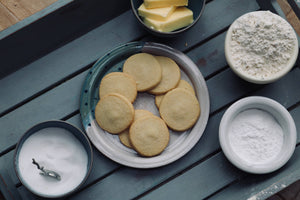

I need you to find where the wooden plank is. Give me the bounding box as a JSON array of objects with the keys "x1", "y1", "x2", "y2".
[
  {"x1": 0, "y1": 0, "x2": 259, "y2": 116},
  {"x1": 208, "y1": 144, "x2": 300, "y2": 200},
  {"x1": 0, "y1": 0, "x2": 130, "y2": 79},
  {"x1": 144, "y1": 0, "x2": 260, "y2": 51},
  {"x1": 0, "y1": 159, "x2": 21, "y2": 200},
  {"x1": 139, "y1": 104, "x2": 300, "y2": 200},
  {"x1": 0, "y1": 2, "x2": 18, "y2": 31},
  {"x1": 0, "y1": 72, "x2": 87, "y2": 154},
  {"x1": 0, "y1": 10, "x2": 145, "y2": 116},
  {"x1": 1, "y1": 37, "x2": 299, "y2": 200},
  {"x1": 0, "y1": 0, "x2": 57, "y2": 20},
  {"x1": 187, "y1": 31, "x2": 227, "y2": 78},
  {"x1": 277, "y1": 0, "x2": 300, "y2": 36},
  {"x1": 39, "y1": 69, "x2": 299, "y2": 200}
]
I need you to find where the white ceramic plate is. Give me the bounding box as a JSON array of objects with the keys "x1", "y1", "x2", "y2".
[{"x1": 80, "y1": 42, "x2": 210, "y2": 168}]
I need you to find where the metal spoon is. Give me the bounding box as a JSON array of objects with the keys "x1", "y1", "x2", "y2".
[{"x1": 32, "y1": 158, "x2": 61, "y2": 181}]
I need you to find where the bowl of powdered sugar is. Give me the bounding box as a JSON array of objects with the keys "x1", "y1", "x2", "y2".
[
  {"x1": 219, "y1": 96, "x2": 297, "y2": 174},
  {"x1": 14, "y1": 120, "x2": 93, "y2": 198},
  {"x1": 225, "y1": 11, "x2": 298, "y2": 84}
]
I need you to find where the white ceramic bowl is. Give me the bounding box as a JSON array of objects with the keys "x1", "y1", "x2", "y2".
[
  {"x1": 219, "y1": 96, "x2": 297, "y2": 174},
  {"x1": 14, "y1": 120, "x2": 93, "y2": 198},
  {"x1": 225, "y1": 11, "x2": 299, "y2": 84}
]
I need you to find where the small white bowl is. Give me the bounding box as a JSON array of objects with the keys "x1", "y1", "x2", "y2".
[
  {"x1": 219, "y1": 96, "x2": 297, "y2": 174},
  {"x1": 14, "y1": 120, "x2": 93, "y2": 198},
  {"x1": 225, "y1": 11, "x2": 299, "y2": 84}
]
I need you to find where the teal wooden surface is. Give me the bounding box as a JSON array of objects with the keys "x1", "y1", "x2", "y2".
[
  {"x1": 0, "y1": 0, "x2": 258, "y2": 117},
  {"x1": 0, "y1": 0, "x2": 131, "y2": 79},
  {"x1": 0, "y1": 10, "x2": 144, "y2": 116},
  {"x1": 0, "y1": 0, "x2": 299, "y2": 199}
]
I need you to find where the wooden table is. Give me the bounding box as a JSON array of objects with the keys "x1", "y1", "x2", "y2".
[{"x1": 0, "y1": 0, "x2": 299, "y2": 199}]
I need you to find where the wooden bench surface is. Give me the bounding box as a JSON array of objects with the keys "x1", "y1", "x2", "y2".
[{"x1": 0, "y1": 0, "x2": 299, "y2": 199}]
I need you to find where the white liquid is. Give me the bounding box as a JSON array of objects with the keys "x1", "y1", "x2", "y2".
[{"x1": 18, "y1": 127, "x2": 88, "y2": 197}]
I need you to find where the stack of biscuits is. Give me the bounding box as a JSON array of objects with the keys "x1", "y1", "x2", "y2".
[{"x1": 95, "y1": 53, "x2": 200, "y2": 157}]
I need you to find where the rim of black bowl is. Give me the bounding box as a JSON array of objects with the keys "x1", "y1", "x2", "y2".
[
  {"x1": 13, "y1": 120, "x2": 94, "y2": 199},
  {"x1": 130, "y1": 0, "x2": 206, "y2": 36}
]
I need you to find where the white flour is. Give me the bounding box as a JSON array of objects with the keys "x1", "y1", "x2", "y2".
[
  {"x1": 18, "y1": 127, "x2": 88, "y2": 197},
  {"x1": 229, "y1": 11, "x2": 297, "y2": 79},
  {"x1": 229, "y1": 109, "x2": 283, "y2": 164}
]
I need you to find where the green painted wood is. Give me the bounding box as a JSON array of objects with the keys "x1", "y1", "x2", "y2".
[
  {"x1": 144, "y1": 0, "x2": 260, "y2": 51},
  {"x1": 136, "y1": 105, "x2": 300, "y2": 200},
  {"x1": 0, "y1": 0, "x2": 259, "y2": 117},
  {"x1": 0, "y1": 10, "x2": 145, "y2": 116},
  {"x1": 0, "y1": 72, "x2": 87, "y2": 154},
  {"x1": 36, "y1": 70, "x2": 298, "y2": 200},
  {"x1": 0, "y1": 115, "x2": 120, "y2": 188},
  {"x1": 0, "y1": 0, "x2": 132, "y2": 79},
  {"x1": 188, "y1": 31, "x2": 227, "y2": 78},
  {"x1": 1, "y1": 63, "x2": 299, "y2": 183},
  {"x1": 208, "y1": 144, "x2": 300, "y2": 200}
]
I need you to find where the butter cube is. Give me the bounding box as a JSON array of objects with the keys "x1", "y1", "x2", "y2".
[
  {"x1": 143, "y1": 7, "x2": 194, "y2": 32},
  {"x1": 144, "y1": 0, "x2": 188, "y2": 9},
  {"x1": 138, "y1": 3, "x2": 176, "y2": 21}
]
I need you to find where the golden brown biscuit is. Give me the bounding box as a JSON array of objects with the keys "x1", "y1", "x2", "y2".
[
  {"x1": 99, "y1": 72, "x2": 137, "y2": 103},
  {"x1": 119, "y1": 109, "x2": 153, "y2": 148},
  {"x1": 159, "y1": 88, "x2": 200, "y2": 131},
  {"x1": 148, "y1": 56, "x2": 181, "y2": 95},
  {"x1": 155, "y1": 79, "x2": 195, "y2": 108},
  {"x1": 129, "y1": 115, "x2": 169, "y2": 157},
  {"x1": 95, "y1": 93, "x2": 134, "y2": 134},
  {"x1": 123, "y1": 53, "x2": 162, "y2": 92}
]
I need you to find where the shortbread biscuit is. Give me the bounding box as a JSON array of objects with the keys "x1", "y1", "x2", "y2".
[
  {"x1": 123, "y1": 53, "x2": 162, "y2": 92},
  {"x1": 129, "y1": 115, "x2": 169, "y2": 157},
  {"x1": 95, "y1": 93, "x2": 134, "y2": 134},
  {"x1": 155, "y1": 79, "x2": 195, "y2": 108},
  {"x1": 119, "y1": 109, "x2": 153, "y2": 148},
  {"x1": 148, "y1": 56, "x2": 181, "y2": 94},
  {"x1": 99, "y1": 72, "x2": 137, "y2": 103},
  {"x1": 159, "y1": 88, "x2": 200, "y2": 131}
]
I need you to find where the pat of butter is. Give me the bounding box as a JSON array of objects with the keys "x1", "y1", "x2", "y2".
[
  {"x1": 144, "y1": 0, "x2": 188, "y2": 9},
  {"x1": 144, "y1": 7, "x2": 194, "y2": 32},
  {"x1": 138, "y1": 3, "x2": 176, "y2": 21}
]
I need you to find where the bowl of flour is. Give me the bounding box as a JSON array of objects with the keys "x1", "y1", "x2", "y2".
[
  {"x1": 14, "y1": 120, "x2": 93, "y2": 198},
  {"x1": 225, "y1": 11, "x2": 298, "y2": 84},
  {"x1": 219, "y1": 96, "x2": 297, "y2": 174}
]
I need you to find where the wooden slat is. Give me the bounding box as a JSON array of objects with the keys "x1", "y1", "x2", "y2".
[
  {"x1": 277, "y1": 0, "x2": 300, "y2": 36},
  {"x1": 0, "y1": 2, "x2": 18, "y2": 31},
  {"x1": 8, "y1": 68, "x2": 300, "y2": 199},
  {"x1": 0, "y1": 28, "x2": 233, "y2": 186},
  {"x1": 0, "y1": 0, "x2": 259, "y2": 117},
  {"x1": 0, "y1": 0, "x2": 57, "y2": 20},
  {"x1": 0, "y1": 10, "x2": 145, "y2": 116},
  {"x1": 138, "y1": 104, "x2": 300, "y2": 200},
  {"x1": 44, "y1": 69, "x2": 300, "y2": 200},
  {"x1": 209, "y1": 144, "x2": 300, "y2": 200}
]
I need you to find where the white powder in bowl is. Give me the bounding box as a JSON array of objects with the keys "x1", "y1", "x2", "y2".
[
  {"x1": 229, "y1": 11, "x2": 297, "y2": 79},
  {"x1": 18, "y1": 127, "x2": 88, "y2": 197},
  {"x1": 228, "y1": 109, "x2": 284, "y2": 165}
]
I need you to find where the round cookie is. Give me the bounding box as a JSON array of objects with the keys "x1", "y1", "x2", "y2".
[
  {"x1": 129, "y1": 115, "x2": 169, "y2": 157},
  {"x1": 95, "y1": 93, "x2": 134, "y2": 134},
  {"x1": 99, "y1": 72, "x2": 137, "y2": 103},
  {"x1": 176, "y1": 79, "x2": 195, "y2": 95},
  {"x1": 123, "y1": 53, "x2": 162, "y2": 92},
  {"x1": 159, "y1": 88, "x2": 200, "y2": 131},
  {"x1": 148, "y1": 56, "x2": 181, "y2": 95},
  {"x1": 119, "y1": 109, "x2": 153, "y2": 148},
  {"x1": 155, "y1": 79, "x2": 195, "y2": 108}
]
